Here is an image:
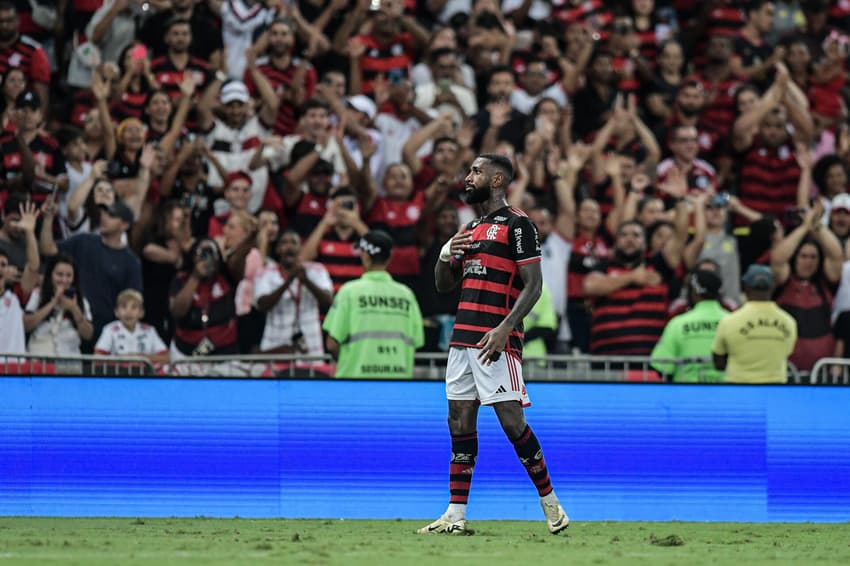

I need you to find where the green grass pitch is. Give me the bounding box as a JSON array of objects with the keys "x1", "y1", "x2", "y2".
[{"x1": 1, "y1": 517, "x2": 849, "y2": 565}]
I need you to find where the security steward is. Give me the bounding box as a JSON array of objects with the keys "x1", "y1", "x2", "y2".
[
  {"x1": 712, "y1": 265, "x2": 797, "y2": 384},
  {"x1": 651, "y1": 269, "x2": 729, "y2": 382},
  {"x1": 323, "y1": 230, "x2": 424, "y2": 378}
]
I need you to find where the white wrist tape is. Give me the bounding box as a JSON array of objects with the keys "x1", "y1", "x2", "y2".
[{"x1": 439, "y1": 239, "x2": 453, "y2": 262}]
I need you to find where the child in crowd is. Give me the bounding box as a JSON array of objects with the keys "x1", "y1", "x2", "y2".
[{"x1": 94, "y1": 289, "x2": 168, "y2": 363}]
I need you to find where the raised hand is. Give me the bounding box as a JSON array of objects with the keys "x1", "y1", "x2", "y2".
[{"x1": 14, "y1": 200, "x2": 39, "y2": 233}]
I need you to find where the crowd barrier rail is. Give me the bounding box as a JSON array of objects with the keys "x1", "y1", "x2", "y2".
[
  {"x1": 810, "y1": 358, "x2": 850, "y2": 385},
  {"x1": 0, "y1": 352, "x2": 804, "y2": 383},
  {"x1": 0, "y1": 354, "x2": 154, "y2": 376}
]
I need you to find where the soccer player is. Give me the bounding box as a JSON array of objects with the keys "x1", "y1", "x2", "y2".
[{"x1": 418, "y1": 154, "x2": 569, "y2": 536}]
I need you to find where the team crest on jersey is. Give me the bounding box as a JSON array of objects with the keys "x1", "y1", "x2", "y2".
[{"x1": 486, "y1": 225, "x2": 500, "y2": 240}]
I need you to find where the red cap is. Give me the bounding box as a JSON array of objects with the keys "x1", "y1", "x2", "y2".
[{"x1": 224, "y1": 170, "x2": 252, "y2": 188}]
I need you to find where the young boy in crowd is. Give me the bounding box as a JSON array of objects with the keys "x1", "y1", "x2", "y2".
[{"x1": 94, "y1": 289, "x2": 169, "y2": 363}]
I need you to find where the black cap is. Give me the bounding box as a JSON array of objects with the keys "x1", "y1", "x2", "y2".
[
  {"x1": 15, "y1": 90, "x2": 41, "y2": 110},
  {"x1": 356, "y1": 230, "x2": 393, "y2": 262},
  {"x1": 690, "y1": 269, "x2": 722, "y2": 298},
  {"x1": 742, "y1": 264, "x2": 775, "y2": 291},
  {"x1": 98, "y1": 199, "x2": 134, "y2": 224}
]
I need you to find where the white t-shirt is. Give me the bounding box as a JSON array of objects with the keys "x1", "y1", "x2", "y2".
[
  {"x1": 206, "y1": 116, "x2": 269, "y2": 213},
  {"x1": 95, "y1": 320, "x2": 168, "y2": 355},
  {"x1": 0, "y1": 289, "x2": 25, "y2": 355},
  {"x1": 221, "y1": 0, "x2": 276, "y2": 80},
  {"x1": 253, "y1": 261, "x2": 333, "y2": 354},
  {"x1": 510, "y1": 83, "x2": 568, "y2": 115},
  {"x1": 60, "y1": 162, "x2": 93, "y2": 239},
  {"x1": 25, "y1": 288, "x2": 93, "y2": 354},
  {"x1": 540, "y1": 230, "x2": 572, "y2": 342}
]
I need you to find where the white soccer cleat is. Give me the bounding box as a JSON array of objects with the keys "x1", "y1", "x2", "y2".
[
  {"x1": 541, "y1": 500, "x2": 570, "y2": 534},
  {"x1": 416, "y1": 516, "x2": 471, "y2": 535}
]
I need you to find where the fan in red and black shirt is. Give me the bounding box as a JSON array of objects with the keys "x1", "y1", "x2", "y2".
[
  {"x1": 150, "y1": 18, "x2": 214, "y2": 131},
  {"x1": 170, "y1": 239, "x2": 238, "y2": 358},
  {"x1": 244, "y1": 18, "x2": 316, "y2": 137},
  {"x1": 346, "y1": 0, "x2": 426, "y2": 96},
  {"x1": 2, "y1": 90, "x2": 64, "y2": 206},
  {"x1": 0, "y1": 2, "x2": 49, "y2": 115}
]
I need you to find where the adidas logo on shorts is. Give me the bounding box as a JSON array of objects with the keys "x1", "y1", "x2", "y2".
[{"x1": 495, "y1": 385, "x2": 507, "y2": 394}]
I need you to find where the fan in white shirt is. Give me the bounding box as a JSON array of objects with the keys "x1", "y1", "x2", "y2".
[
  {"x1": 0, "y1": 251, "x2": 25, "y2": 355},
  {"x1": 254, "y1": 230, "x2": 334, "y2": 354},
  {"x1": 94, "y1": 289, "x2": 168, "y2": 363}
]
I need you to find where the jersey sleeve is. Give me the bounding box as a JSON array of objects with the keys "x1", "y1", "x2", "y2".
[
  {"x1": 510, "y1": 215, "x2": 542, "y2": 265},
  {"x1": 94, "y1": 326, "x2": 114, "y2": 355}
]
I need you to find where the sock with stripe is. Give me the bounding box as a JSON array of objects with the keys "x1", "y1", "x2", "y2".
[
  {"x1": 511, "y1": 425, "x2": 553, "y2": 497},
  {"x1": 444, "y1": 432, "x2": 477, "y2": 521}
]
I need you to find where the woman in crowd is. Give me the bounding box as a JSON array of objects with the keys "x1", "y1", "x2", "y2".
[
  {"x1": 24, "y1": 254, "x2": 94, "y2": 355},
  {"x1": 142, "y1": 199, "x2": 195, "y2": 343}
]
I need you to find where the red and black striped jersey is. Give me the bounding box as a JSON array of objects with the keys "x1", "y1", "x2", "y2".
[
  {"x1": 170, "y1": 272, "x2": 238, "y2": 356},
  {"x1": 0, "y1": 34, "x2": 50, "y2": 85},
  {"x1": 552, "y1": 0, "x2": 613, "y2": 40},
  {"x1": 353, "y1": 32, "x2": 414, "y2": 96},
  {"x1": 450, "y1": 206, "x2": 541, "y2": 358},
  {"x1": 688, "y1": 71, "x2": 741, "y2": 139},
  {"x1": 0, "y1": 132, "x2": 64, "y2": 204},
  {"x1": 589, "y1": 254, "x2": 674, "y2": 355},
  {"x1": 289, "y1": 192, "x2": 328, "y2": 239},
  {"x1": 366, "y1": 191, "x2": 424, "y2": 278},
  {"x1": 151, "y1": 55, "x2": 213, "y2": 130},
  {"x1": 244, "y1": 57, "x2": 317, "y2": 136},
  {"x1": 737, "y1": 138, "x2": 801, "y2": 222},
  {"x1": 567, "y1": 231, "x2": 610, "y2": 302},
  {"x1": 316, "y1": 229, "x2": 364, "y2": 293}
]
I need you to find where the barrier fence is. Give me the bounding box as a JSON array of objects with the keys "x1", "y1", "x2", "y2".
[{"x1": 0, "y1": 352, "x2": 806, "y2": 383}]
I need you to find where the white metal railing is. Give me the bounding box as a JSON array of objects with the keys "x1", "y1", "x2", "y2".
[
  {"x1": 809, "y1": 358, "x2": 850, "y2": 385},
  {"x1": 0, "y1": 352, "x2": 806, "y2": 383},
  {"x1": 0, "y1": 354, "x2": 155, "y2": 376}
]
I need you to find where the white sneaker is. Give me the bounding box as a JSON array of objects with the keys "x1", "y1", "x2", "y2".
[
  {"x1": 416, "y1": 516, "x2": 471, "y2": 535},
  {"x1": 541, "y1": 500, "x2": 569, "y2": 534}
]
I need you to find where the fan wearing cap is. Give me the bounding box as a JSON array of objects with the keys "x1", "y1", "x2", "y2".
[
  {"x1": 651, "y1": 269, "x2": 729, "y2": 382},
  {"x1": 341, "y1": 95, "x2": 386, "y2": 182},
  {"x1": 199, "y1": 78, "x2": 270, "y2": 213},
  {"x1": 827, "y1": 193, "x2": 850, "y2": 250},
  {"x1": 712, "y1": 264, "x2": 797, "y2": 383},
  {"x1": 6, "y1": 89, "x2": 67, "y2": 204},
  {"x1": 323, "y1": 229, "x2": 424, "y2": 378},
  {"x1": 244, "y1": 17, "x2": 317, "y2": 137},
  {"x1": 39, "y1": 196, "x2": 143, "y2": 340},
  {"x1": 770, "y1": 200, "x2": 843, "y2": 372}
]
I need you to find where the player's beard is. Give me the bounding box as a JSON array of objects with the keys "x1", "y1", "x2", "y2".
[{"x1": 464, "y1": 182, "x2": 491, "y2": 205}]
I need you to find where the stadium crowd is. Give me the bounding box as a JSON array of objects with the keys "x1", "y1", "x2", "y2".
[{"x1": 0, "y1": 0, "x2": 849, "y2": 379}]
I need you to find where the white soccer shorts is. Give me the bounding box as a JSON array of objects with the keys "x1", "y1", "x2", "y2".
[{"x1": 445, "y1": 347, "x2": 531, "y2": 407}]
